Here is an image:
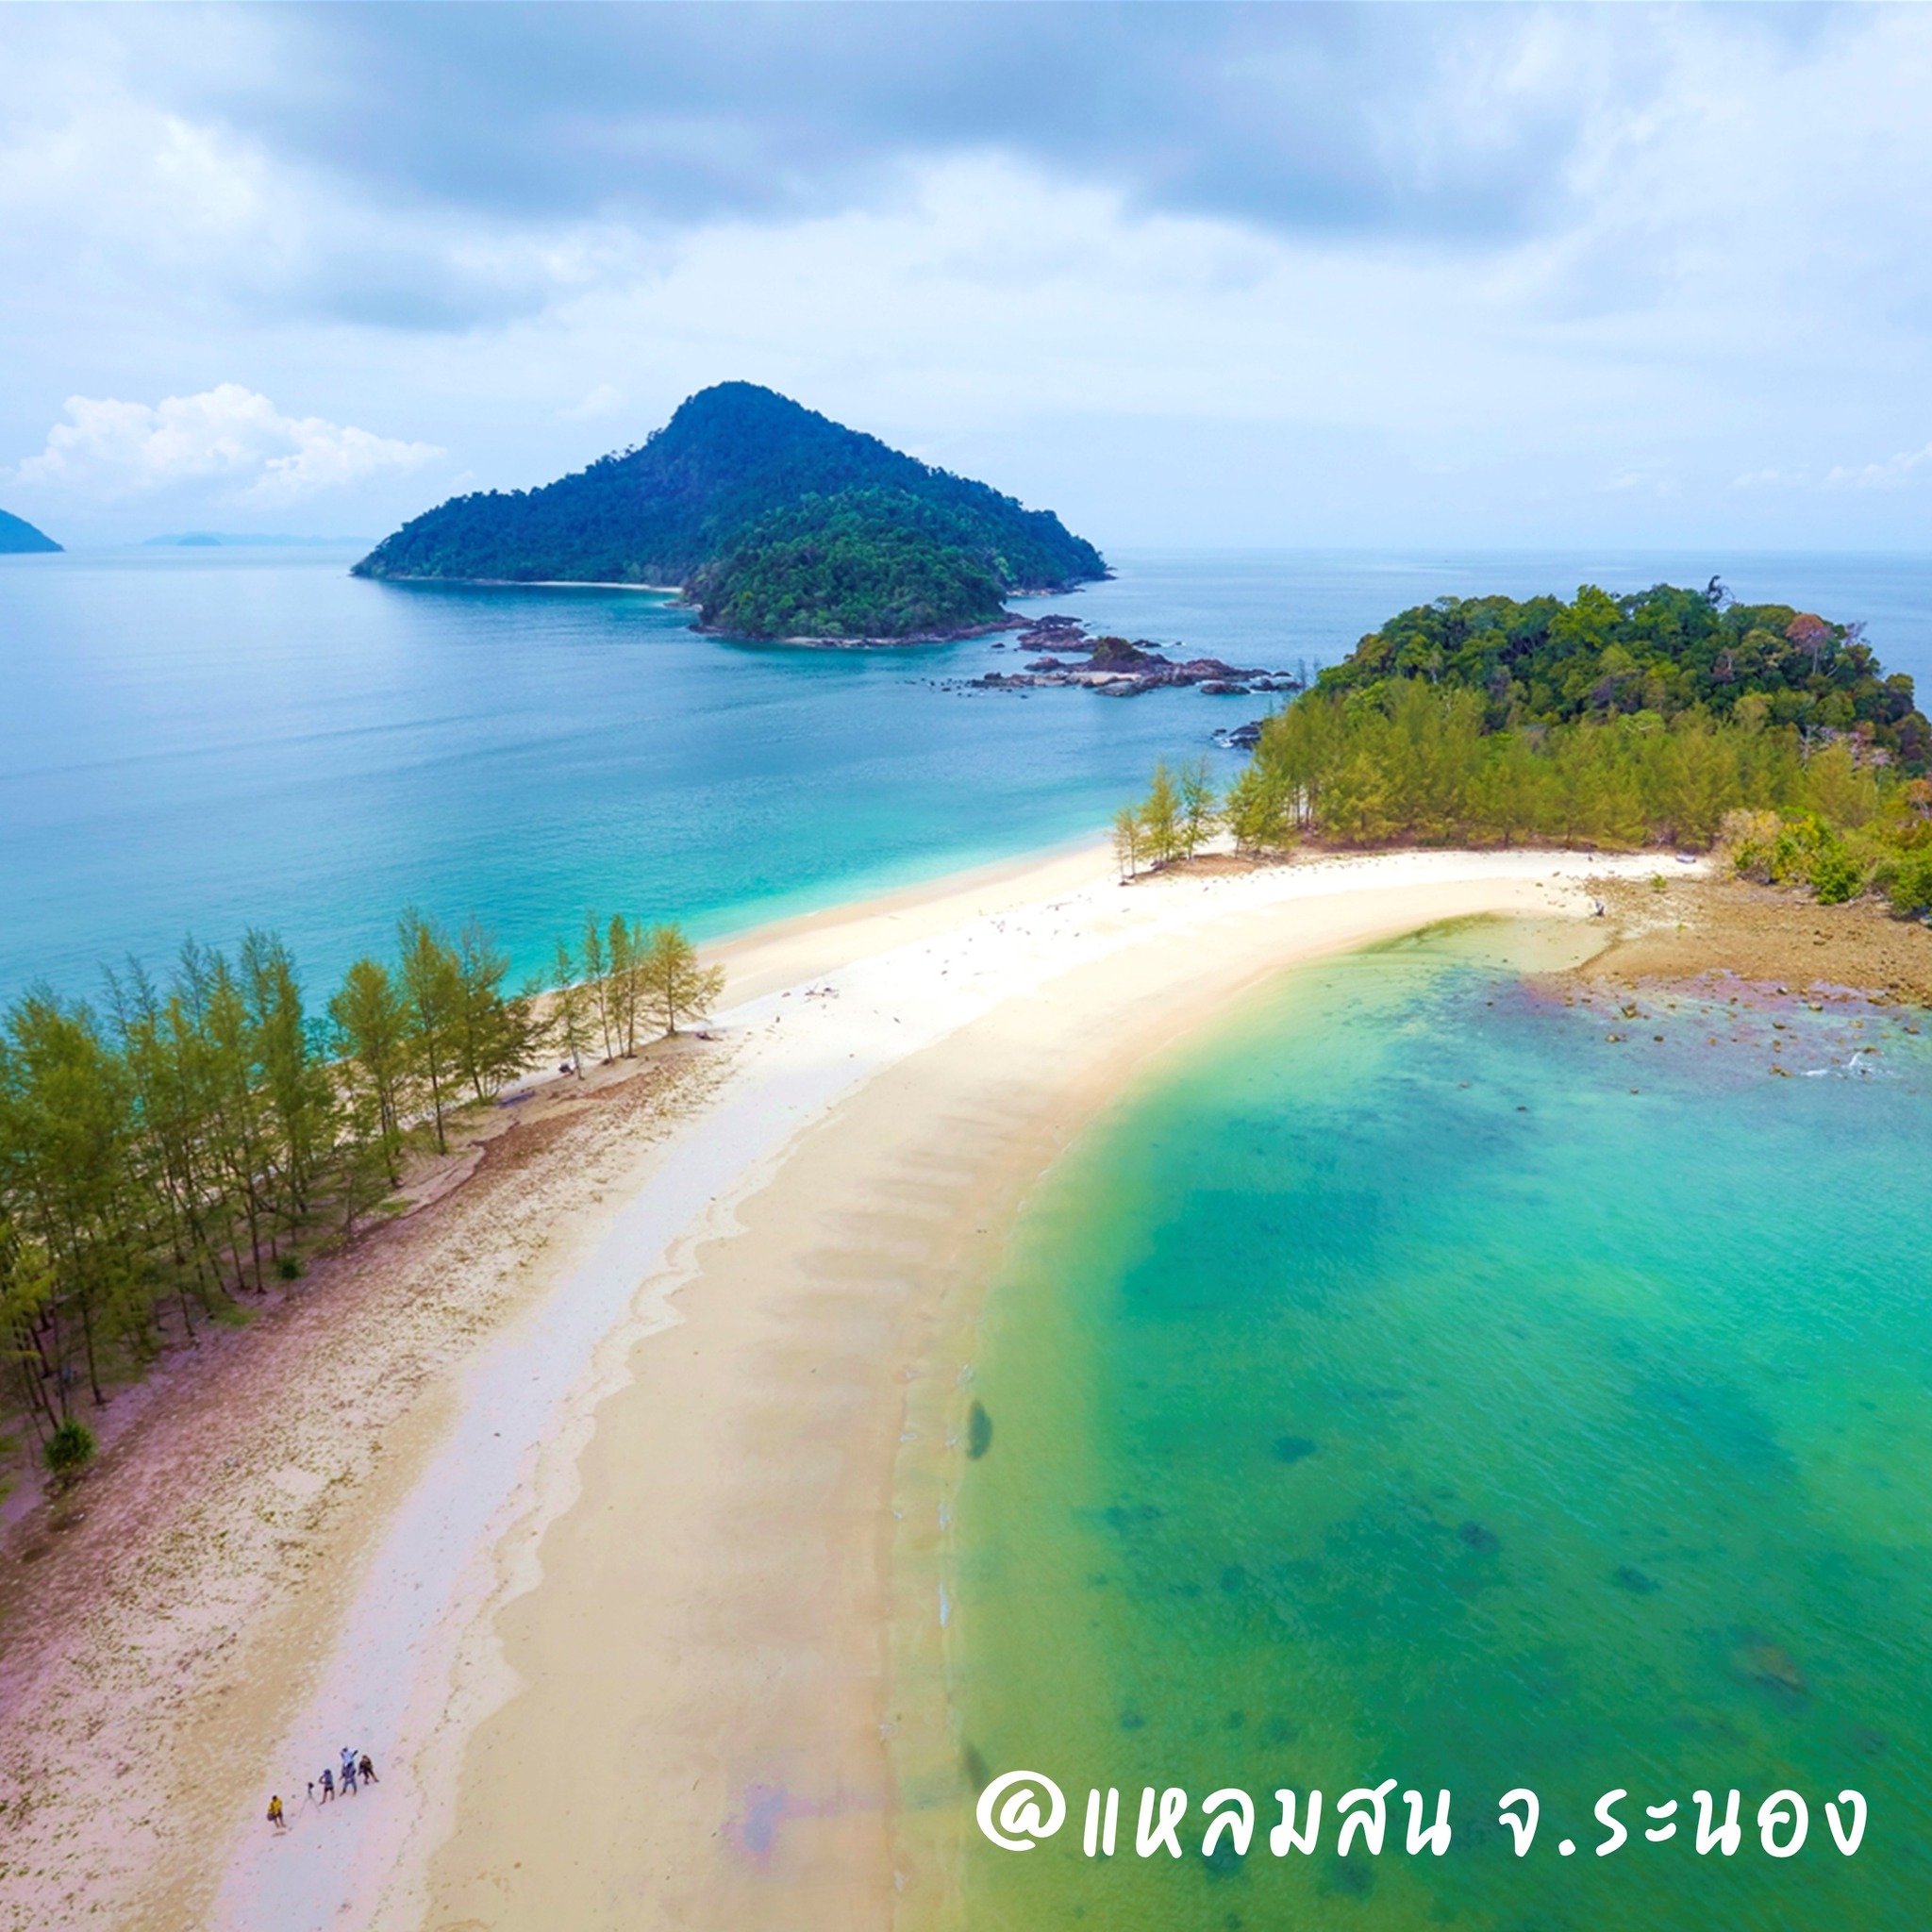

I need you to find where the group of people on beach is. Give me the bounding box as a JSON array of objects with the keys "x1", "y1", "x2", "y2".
[{"x1": 265, "y1": 1747, "x2": 378, "y2": 1832}]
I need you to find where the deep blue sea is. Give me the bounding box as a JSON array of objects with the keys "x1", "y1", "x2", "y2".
[{"x1": 1, "y1": 545, "x2": 1927, "y2": 1003}]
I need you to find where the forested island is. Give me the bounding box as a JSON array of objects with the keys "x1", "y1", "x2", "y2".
[
  {"x1": 354, "y1": 383, "x2": 1105, "y2": 642},
  {"x1": 0, "y1": 508, "x2": 61, "y2": 554},
  {"x1": 1121, "y1": 580, "x2": 1932, "y2": 918}
]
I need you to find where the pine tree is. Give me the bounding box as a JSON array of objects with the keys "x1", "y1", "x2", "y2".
[
  {"x1": 1177, "y1": 756, "x2": 1219, "y2": 858},
  {"x1": 1223, "y1": 764, "x2": 1290, "y2": 855},
  {"x1": 451, "y1": 919, "x2": 532, "y2": 1100},
  {"x1": 547, "y1": 938, "x2": 594, "y2": 1077},
  {"x1": 1139, "y1": 760, "x2": 1182, "y2": 866},
  {"x1": 639, "y1": 925, "x2": 725, "y2": 1037},
  {"x1": 328, "y1": 958, "x2": 412, "y2": 1186},
  {"x1": 397, "y1": 911, "x2": 462, "y2": 1154},
  {"x1": 580, "y1": 913, "x2": 615, "y2": 1062}
]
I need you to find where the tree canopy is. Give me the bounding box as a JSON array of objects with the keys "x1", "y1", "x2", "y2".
[
  {"x1": 1, "y1": 908, "x2": 723, "y2": 1489},
  {"x1": 1314, "y1": 580, "x2": 1928, "y2": 769},
  {"x1": 690, "y1": 488, "x2": 1013, "y2": 640},
  {"x1": 1108, "y1": 579, "x2": 1932, "y2": 917}
]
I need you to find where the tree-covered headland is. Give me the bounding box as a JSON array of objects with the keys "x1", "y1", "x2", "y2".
[
  {"x1": 0, "y1": 912, "x2": 723, "y2": 1488},
  {"x1": 354, "y1": 383, "x2": 1105, "y2": 641},
  {"x1": 1119, "y1": 582, "x2": 1932, "y2": 918}
]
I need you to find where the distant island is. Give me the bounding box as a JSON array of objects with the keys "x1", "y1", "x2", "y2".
[
  {"x1": 0, "y1": 508, "x2": 61, "y2": 554},
  {"x1": 353, "y1": 383, "x2": 1106, "y2": 642},
  {"x1": 145, "y1": 532, "x2": 368, "y2": 548}
]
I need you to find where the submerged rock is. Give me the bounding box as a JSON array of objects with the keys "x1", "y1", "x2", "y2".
[{"x1": 1739, "y1": 1638, "x2": 1807, "y2": 1697}]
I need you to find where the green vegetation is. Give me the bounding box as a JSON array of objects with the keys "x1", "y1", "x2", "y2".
[
  {"x1": 1117, "y1": 583, "x2": 1932, "y2": 915},
  {"x1": 0, "y1": 508, "x2": 61, "y2": 555},
  {"x1": 354, "y1": 382, "x2": 1104, "y2": 640},
  {"x1": 1, "y1": 910, "x2": 723, "y2": 1488},
  {"x1": 43, "y1": 1418, "x2": 95, "y2": 1482},
  {"x1": 1315, "y1": 579, "x2": 1928, "y2": 768},
  {"x1": 690, "y1": 489, "x2": 1009, "y2": 639}
]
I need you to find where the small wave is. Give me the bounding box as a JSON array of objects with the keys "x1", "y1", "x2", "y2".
[{"x1": 1804, "y1": 1050, "x2": 1877, "y2": 1079}]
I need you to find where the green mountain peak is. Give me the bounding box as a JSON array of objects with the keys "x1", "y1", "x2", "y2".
[{"x1": 353, "y1": 383, "x2": 1104, "y2": 641}]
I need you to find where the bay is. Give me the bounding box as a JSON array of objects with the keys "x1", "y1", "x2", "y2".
[
  {"x1": 947, "y1": 924, "x2": 1932, "y2": 1930},
  {"x1": 1, "y1": 544, "x2": 1926, "y2": 1002}
]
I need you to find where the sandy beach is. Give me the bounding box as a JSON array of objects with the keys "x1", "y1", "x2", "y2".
[{"x1": 0, "y1": 842, "x2": 1673, "y2": 1931}]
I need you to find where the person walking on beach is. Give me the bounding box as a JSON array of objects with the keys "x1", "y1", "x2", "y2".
[
  {"x1": 341, "y1": 1759, "x2": 358, "y2": 1796},
  {"x1": 267, "y1": 1796, "x2": 286, "y2": 1832},
  {"x1": 358, "y1": 1753, "x2": 378, "y2": 1785},
  {"x1": 319, "y1": 1767, "x2": 334, "y2": 1803}
]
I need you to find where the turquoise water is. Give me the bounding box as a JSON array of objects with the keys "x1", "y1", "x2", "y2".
[
  {"x1": 950, "y1": 925, "x2": 1932, "y2": 1929},
  {"x1": 1, "y1": 545, "x2": 1927, "y2": 1000}
]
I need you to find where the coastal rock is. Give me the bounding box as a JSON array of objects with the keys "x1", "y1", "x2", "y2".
[{"x1": 985, "y1": 616, "x2": 1290, "y2": 698}]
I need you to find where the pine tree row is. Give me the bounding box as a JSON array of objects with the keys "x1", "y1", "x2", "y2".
[
  {"x1": 1, "y1": 910, "x2": 722, "y2": 1478},
  {"x1": 1117, "y1": 685, "x2": 1932, "y2": 906}
]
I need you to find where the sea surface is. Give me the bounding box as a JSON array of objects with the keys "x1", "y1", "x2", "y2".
[
  {"x1": 1, "y1": 544, "x2": 1928, "y2": 1003},
  {"x1": 944, "y1": 923, "x2": 1932, "y2": 1930}
]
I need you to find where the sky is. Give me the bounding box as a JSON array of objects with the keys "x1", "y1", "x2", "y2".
[{"x1": 3, "y1": 2, "x2": 1930, "y2": 553}]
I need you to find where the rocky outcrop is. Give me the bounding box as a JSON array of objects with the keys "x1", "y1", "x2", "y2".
[{"x1": 974, "y1": 615, "x2": 1302, "y2": 699}]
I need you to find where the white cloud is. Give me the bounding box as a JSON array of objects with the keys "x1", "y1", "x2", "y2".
[
  {"x1": 1731, "y1": 467, "x2": 1809, "y2": 491},
  {"x1": 14, "y1": 384, "x2": 443, "y2": 503},
  {"x1": 1825, "y1": 441, "x2": 1932, "y2": 491},
  {"x1": 563, "y1": 384, "x2": 625, "y2": 422},
  {"x1": 5, "y1": 8, "x2": 1932, "y2": 545}
]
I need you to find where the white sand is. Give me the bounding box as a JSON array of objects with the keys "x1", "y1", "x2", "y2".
[{"x1": 191, "y1": 841, "x2": 1663, "y2": 1931}]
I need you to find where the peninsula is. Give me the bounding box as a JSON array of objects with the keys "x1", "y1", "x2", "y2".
[
  {"x1": 0, "y1": 508, "x2": 60, "y2": 554},
  {"x1": 353, "y1": 383, "x2": 1106, "y2": 642}
]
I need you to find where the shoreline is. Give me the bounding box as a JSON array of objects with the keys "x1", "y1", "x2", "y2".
[
  {"x1": 352, "y1": 573, "x2": 1059, "y2": 645},
  {"x1": 8, "y1": 840, "x2": 1911, "y2": 1928},
  {"x1": 245, "y1": 846, "x2": 1658, "y2": 1931}
]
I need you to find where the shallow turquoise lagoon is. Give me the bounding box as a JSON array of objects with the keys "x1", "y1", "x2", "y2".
[{"x1": 951, "y1": 924, "x2": 1932, "y2": 1930}]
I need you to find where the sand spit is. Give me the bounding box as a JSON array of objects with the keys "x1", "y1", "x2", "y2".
[
  {"x1": 268, "y1": 847, "x2": 1671, "y2": 1932},
  {"x1": 1, "y1": 844, "x2": 1673, "y2": 1932}
]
